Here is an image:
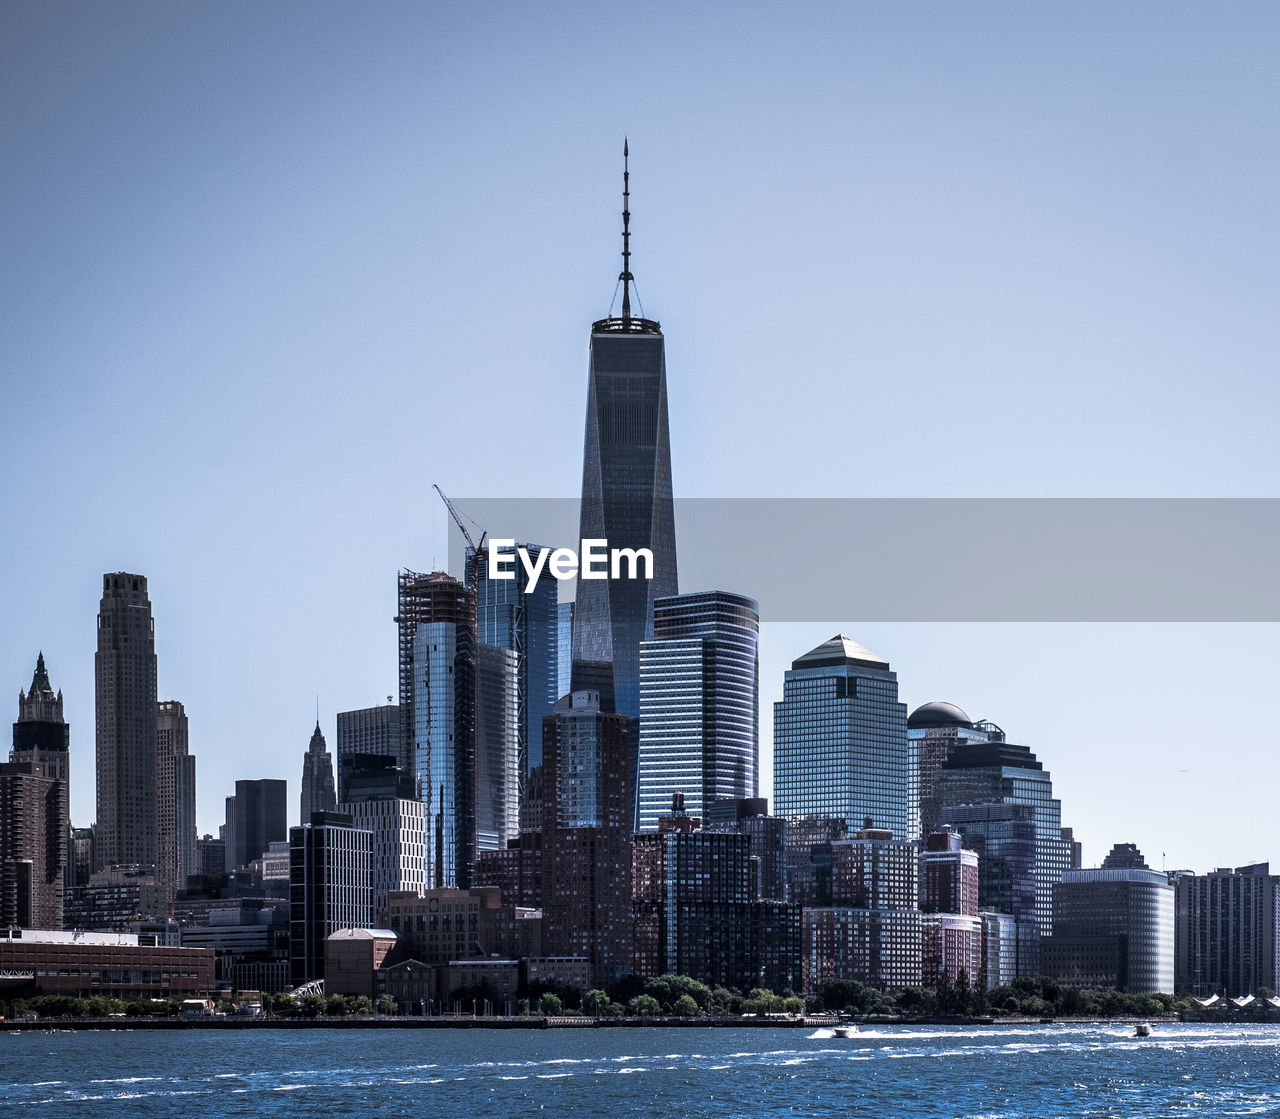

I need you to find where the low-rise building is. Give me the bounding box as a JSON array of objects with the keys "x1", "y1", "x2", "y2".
[
  {"x1": 0, "y1": 927, "x2": 214, "y2": 1000},
  {"x1": 323, "y1": 928, "x2": 401, "y2": 1000}
]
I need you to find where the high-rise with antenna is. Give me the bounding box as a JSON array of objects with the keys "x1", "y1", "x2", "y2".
[{"x1": 571, "y1": 141, "x2": 678, "y2": 828}]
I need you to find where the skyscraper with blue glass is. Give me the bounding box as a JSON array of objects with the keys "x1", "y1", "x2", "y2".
[
  {"x1": 635, "y1": 591, "x2": 759, "y2": 832},
  {"x1": 470, "y1": 543, "x2": 559, "y2": 786},
  {"x1": 403, "y1": 570, "x2": 476, "y2": 890},
  {"x1": 572, "y1": 148, "x2": 679, "y2": 708},
  {"x1": 772, "y1": 635, "x2": 913, "y2": 842},
  {"x1": 572, "y1": 145, "x2": 678, "y2": 825}
]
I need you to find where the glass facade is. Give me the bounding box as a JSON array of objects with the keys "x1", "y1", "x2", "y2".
[
  {"x1": 474, "y1": 643, "x2": 519, "y2": 853},
  {"x1": 1046, "y1": 866, "x2": 1175, "y2": 994},
  {"x1": 288, "y1": 813, "x2": 373, "y2": 987},
  {"x1": 572, "y1": 321, "x2": 679, "y2": 827},
  {"x1": 635, "y1": 591, "x2": 760, "y2": 832},
  {"x1": 557, "y1": 602, "x2": 574, "y2": 703},
  {"x1": 936, "y1": 738, "x2": 1072, "y2": 946},
  {"x1": 471, "y1": 543, "x2": 559, "y2": 781},
  {"x1": 335, "y1": 704, "x2": 401, "y2": 803},
  {"x1": 772, "y1": 635, "x2": 912, "y2": 842},
  {"x1": 408, "y1": 571, "x2": 479, "y2": 891}
]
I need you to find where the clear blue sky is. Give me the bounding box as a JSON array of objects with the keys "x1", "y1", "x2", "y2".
[{"x1": 3, "y1": 2, "x2": 1277, "y2": 869}]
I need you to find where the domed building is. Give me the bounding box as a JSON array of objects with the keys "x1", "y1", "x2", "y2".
[
  {"x1": 908, "y1": 700, "x2": 996, "y2": 842},
  {"x1": 907, "y1": 700, "x2": 974, "y2": 731}
]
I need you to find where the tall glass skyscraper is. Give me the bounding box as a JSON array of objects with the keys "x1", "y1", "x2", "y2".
[
  {"x1": 936, "y1": 732, "x2": 1073, "y2": 948},
  {"x1": 407, "y1": 571, "x2": 476, "y2": 890},
  {"x1": 474, "y1": 642, "x2": 519, "y2": 854},
  {"x1": 572, "y1": 148, "x2": 678, "y2": 828},
  {"x1": 636, "y1": 591, "x2": 759, "y2": 831},
  {"x1": 772, "y1": 635, "x2": 912, "y2": 842},
  {"x1": 470, "y1": 543, "x2": 559, "y2": 784}
]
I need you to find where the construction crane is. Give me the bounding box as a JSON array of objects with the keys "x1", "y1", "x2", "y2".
[{"x1": 432, "y1": 484, "x2": 487, "y2": 577}]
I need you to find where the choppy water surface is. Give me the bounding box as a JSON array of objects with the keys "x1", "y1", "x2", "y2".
[{"x1": 2, "y1": 1023, "x2": 1278, "y2": 1117}]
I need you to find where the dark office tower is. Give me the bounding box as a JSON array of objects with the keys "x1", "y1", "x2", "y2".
[
  {"x1": 705, "y1": 797, "x2": 787, "y2": 902},
  {"x1": 541, "y1": 690, "x2": 633, "y2": 987},
  {"x1": 470, "y1": 543, "x2": 559, "y2": 787},
  {"x1": 1043, "y1": 843, "x2": 1174, "y2": 994},
  {"x1": 155, "y1": 700, "x2": 196, "y2": 904},
  {"x1": 95, "y1": 573, "x2": 158, "y2": 872},
  {"x1": 632, "y1": 827, "x2": 759, "y2": 988},
  {"x1": 12, "y1": 653, "x2": 70, "y2": 909},
  {"x1": 908, "y1": 701, "x2": 1000, "y2": 842},
  {"x1": 1175, "y1": 863, "x2": 1280, "y2": 996},
  {"x1": 773, "y1": 635, "x2": 913, "y2": 842},
  {"x1": 231, "y1": 779, "x2": 287, "y2": 871},
  {"x1": 402, "y1": 571, "x2": 476, "y2": 889},
  {"x1": 571, "y1": 146, "x2": 679, "y2": 789},
  {"x1": 69, "y1": 828, "x2": 93, "y2": 888},
  {"x1": 289, "y1": 811, "x2": 373, "y2": 986},
  {"x1": 195, "y1": 834, "x2": 226, "y2": 880},
  {"x1": 300, "y1": 722, "x2": 337, "y2": 821},
  {"x1": 335, "y1": 704, "x2": 400, "y2": 802},
  {"x1": 936, "y1": 732, "x2": 1072, "y2": 947},
  {"x1": 0, "y1": 761, "x2": 65, "y2": 928},
  {"x1": 784, "y1": 815, "x2": 849, "y2": 908},
  {"x1": 474, "y1": 644, "x2": 519, "y2": 854},
  {"x1": 636, "y1": 591, "x2": 759, "y2": 832}
]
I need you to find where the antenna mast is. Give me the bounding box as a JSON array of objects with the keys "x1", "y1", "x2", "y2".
[{"x1": 620, "y1": 138, "x2": 632, "y2": 321}]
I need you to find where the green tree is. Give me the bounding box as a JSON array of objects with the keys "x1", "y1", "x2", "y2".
[
  {"x1": 300, "y1": 993, "x2": 327, "y2": 1017},
  {"x1": 643, "y1": 974, "x2": 711, "y2": 1011},
  {"x1": 325, "y1": 994, "x2": 349, "y2": 1016},
  {"x1": 707, "y1": 988, "x2": 734, "y2": 1016},
  {"x1": 377, "y1": 994, "x2": 398, "y2": 1016},
  {"x1": 582, "y1": 989, "x2": 611, "y2": 1016},
  {"x1": 272, "y1": 993, "x2": 299, "y2": 1015},
  {"x1": 538, "y1": 993, "x2": 563, "y2": 1015},
  {"x1": 672, "y1": 994, "x2": 699, "y2": 1017},
  {"x1": 821, "y1": 979, "x2": 873, "y2": 1014},
  {"x1": 743, "y1": 988, "x2": 782, "y2": 1016},
  {"x1": 896, "y1": 987, "x2": 933, "y2": 1016},
  {"x1": 628, "y1": 994, "x2": 661, "y2": 1016},
  {"x1": 350, "y1": 995, "x2": 373, "y2": 1015}
]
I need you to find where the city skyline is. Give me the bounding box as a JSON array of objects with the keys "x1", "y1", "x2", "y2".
[{"x1": 3, "y1": 3, "x2": 1278, "y2": 873}]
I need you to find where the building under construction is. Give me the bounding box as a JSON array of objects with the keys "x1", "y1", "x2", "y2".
[{"x1": 395, "y1": 570, "x2": 477, "y2": 888}]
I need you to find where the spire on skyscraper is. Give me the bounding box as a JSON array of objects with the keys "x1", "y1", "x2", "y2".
[
  {"x1": 599, "y1": 139, "x2": 659, "y2": 335},
  {"x1": 27, "y1": 652, "x2": 54, "y2": 701},
  {"x1": 301, "y1": 719, "x2": 336, "y2": 819},
  {"x1": 620, "y1": 137, "x2": 632, "y2": 321}
]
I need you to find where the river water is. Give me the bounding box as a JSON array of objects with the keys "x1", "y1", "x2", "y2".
[{"x1": 2, "y1": 1022, "x2": 1277, "y2": 1117}]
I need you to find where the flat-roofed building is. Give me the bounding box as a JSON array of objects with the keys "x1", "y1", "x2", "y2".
[
  {"x1": 324, "y1": 927, "x2": 401, "y2": 1000},
  {"x1": 1044, "y1": 844, "x2": 1174, "y2": 994},
  {"x1": 0, "y1": 927, "x2": 214, "y2": 1000}
]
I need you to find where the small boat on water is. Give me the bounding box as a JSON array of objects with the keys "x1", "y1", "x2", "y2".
[
  {"x1": 834, "y1": 1024, "x2": 859, "y2": 1038},
  {"x1": 1133, "y1": 1023, "x2": 1151, "y2": 1037}
]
